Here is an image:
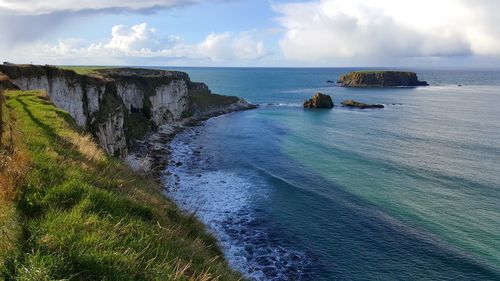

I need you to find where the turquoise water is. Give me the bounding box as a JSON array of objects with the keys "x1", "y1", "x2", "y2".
[{"x1": 161, "y1": 68, "x2": 500, "y2": 280}]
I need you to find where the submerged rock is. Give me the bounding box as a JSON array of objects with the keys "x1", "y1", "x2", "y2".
[
  {"x1": 341, "y1": 99, "x2": 384, "y2": 109},
  {"x1": 303, "y1": 93, "x2": 334, "y2": 109},
  {"x1": 337, "y1": 71, "x2": 429, "y2": 87}
]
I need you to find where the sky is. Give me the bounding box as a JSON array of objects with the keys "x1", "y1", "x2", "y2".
[{"x1": 0, "y1": 0, "x2": 499, "y2": 67}]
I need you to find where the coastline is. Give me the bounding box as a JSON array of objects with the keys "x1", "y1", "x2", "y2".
[
  {"x1": 160, "y1": 112, "x2": 319, "y2": 281},
  {"x1": 126, "y1": 101, "x2": 257, "y2": 177},
  {"x1": 1, "y1": 90, "x2": 246, "y2": 280}
]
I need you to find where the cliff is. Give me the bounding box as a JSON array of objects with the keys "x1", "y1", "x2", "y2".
[
  {"x1": 0, "y1": 72, "x2": 19, "y2": 91},
  {"x1": 0, "y1": 90, "x2": 241, "y2": 280},
  {"x1": 337, "y1": 71, "x2": 429, "y2": 87},
  {"x1": 0, "y1": 64, "x2": 254, "y2": 157}
]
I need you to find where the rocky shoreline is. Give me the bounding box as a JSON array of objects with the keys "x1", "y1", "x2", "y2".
[{"x1": 126, "y1": 103, "x2": 256, "y2": 178}]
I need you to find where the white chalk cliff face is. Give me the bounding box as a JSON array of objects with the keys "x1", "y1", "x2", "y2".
[
  {"x1": 7, "y1": 75, "x2": 97, "y2": 127},
  {"x1": 116, "y1": 82, "x2": 144, "y2": 112},
  {"x1": 148, "y1": 80, "x2": 189, "y2": 125},
  {"x1": 114, "y1": 80, "x2": 190, "y2": 125},
  {"x1": 96, "y1": 108, "x2": 127, "y2": 157},
  {"x1": 0, "y1": 65, "x2": 192, "y2": 157}
]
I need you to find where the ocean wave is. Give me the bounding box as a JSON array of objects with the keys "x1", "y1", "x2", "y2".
[
  {"x1": 279, "y1": 86, "x2": 334, "y2": 94},
  {"x1": 261, "y1": 103, "x2": 303, "y2": 107},
  {"x1": 163, "y1": 128, "x2": 315, "y2": 281}
]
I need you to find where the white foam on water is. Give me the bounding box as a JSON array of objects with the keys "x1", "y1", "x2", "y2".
[
  {"x1": 262, "y1": 103, "x2": 302, "y2": 107},
  {"x1": 163, "y1": 128, "x2": 313, "y2": 280}
]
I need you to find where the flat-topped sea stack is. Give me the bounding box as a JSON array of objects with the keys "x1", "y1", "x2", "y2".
[
  {"x1": 304, "y1": 93, "x2": 334, "y2": 109},
  {"x1": 341, "y1": 99, "x2": 384, "y2": 109},
  {"x1": 337, "y1": 71, "x2": 429, "y2": 87}
]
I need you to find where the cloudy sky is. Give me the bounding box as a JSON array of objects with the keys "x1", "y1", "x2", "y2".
[{"x1": 1, "y1": 0, "x2": 499, "y2": 67}]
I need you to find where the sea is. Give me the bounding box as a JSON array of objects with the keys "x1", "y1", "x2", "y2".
[{"x1": 158, "y1": 67, "x2": 500, "y2": 280}]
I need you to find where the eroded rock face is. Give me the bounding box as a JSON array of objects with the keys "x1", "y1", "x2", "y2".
[
  {"x1": 96, "y1": 108, "x2": 127, "y2": 157},
  {"x1": 99, "y1": 68, "x2": 192, "y2": 126},
  {"x1": 337, "y1": 71, "x2": 429, "y2": 87},
  {"x1": 116, "y1": 82, "x2": 144, "y2": 112},
  {"x1": 341, "y1": 99, "x2": 384, "y2": 109},
  {"x1": 148, "y1": 80, "x2": 189, "y2": 125},
  {"x1": 0, "y1": 73, "x2": 19, "y2": 90},
  {"x1": 304, "y1": 93, "x2": 334, "y2": 109}
]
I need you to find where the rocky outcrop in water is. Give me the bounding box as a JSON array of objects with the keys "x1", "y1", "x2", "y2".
[
  {"x1": 337, "y1": 71, "x2": 429, "y2": 87},
  {"x1": 303, "y1": 93, "x2": 334, "y2": 109},
  {"x1": 0, "y1": 64, "x2": 255, "y2": 157},
  {"x1": 341, "y1": 100, "x2": 384, "y2": 109}
]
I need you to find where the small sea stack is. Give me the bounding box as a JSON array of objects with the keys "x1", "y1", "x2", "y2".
[
  {"x1": 337, "y1": 71, "x2": 429, "y2": 87},
  {"x1": 303, "y1": 93, "x2": 334, "y2": 109},
  {"x1": 341, "y1": 99, "x2": 384, "y2": 109}
]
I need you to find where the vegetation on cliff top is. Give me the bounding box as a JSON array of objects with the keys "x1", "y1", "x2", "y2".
[
  {"x1": 0, "y1": 90, "x2": 241, "y2": 280},
  {"x1": 346, "y1": 70, "x2": 406, "y2": 74},
  {"x1": 58, "y1": 66, "x2": 115, "y2": 75},
  {"x1": 188, "y1": 90, "x2": 240, "y2": 112}
]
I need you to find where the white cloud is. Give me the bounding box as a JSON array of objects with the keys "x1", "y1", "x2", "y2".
[
  {"x1": 0, "y1": 0, "x2": 196, "y2": 48},
  {"x1": 274, "y1": 0, "x2": 500, "y2": 62},
  {"x1": 105, "y1": 23, "x2": 159, "y2": 52},
  {"x1": 198, "y1": 31, "x2": 267, "y2": 61},
  {"x1": 10, "y1": 23, "x2": 268, "y2": 64},
  {"x1": 0, "y1": 0, "x2": 194, "y2": 15}
]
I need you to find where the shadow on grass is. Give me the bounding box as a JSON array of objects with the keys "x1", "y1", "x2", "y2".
[{"x1": 16, "y1": 97, "x2": 88, "y2": 162}]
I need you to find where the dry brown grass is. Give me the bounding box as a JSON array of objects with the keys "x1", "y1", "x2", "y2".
[
  {"x1": 0, "y1": 94, "x2": 29, "y2": 272},
  {"x1": 63, "y1": 132, "x2": 105, "y2": 163},
  {"x1": 0, "y1": 90, "x2": 3, "y2": 148}
]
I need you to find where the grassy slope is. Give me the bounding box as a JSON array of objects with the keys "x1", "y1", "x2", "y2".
[
  {"x1": 0, "y1": 90, "x2": 241, "y2": 281},
  {"x1": 189, "y1": 92, "x2": 239, "y2": 110},
  {"x1": 0, "y1": 89, "x2": 27, "y2": 278}
]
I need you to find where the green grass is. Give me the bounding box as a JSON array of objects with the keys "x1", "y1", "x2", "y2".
[
  {"x1": 188, "y1": 90, "x2": 240, "y2": 113},
  {"x1": 347, "y1": 70, "x2": 412, "y2": 74},
  {"x1": 57, "y1": 66, "x2": 115, "y2": 75},
  {"x1": 350, "y1": 70, "x2": 389, "y2": 74},
  {"x1": 0, "y1": 90, "x2": 241, "y2": 280}
]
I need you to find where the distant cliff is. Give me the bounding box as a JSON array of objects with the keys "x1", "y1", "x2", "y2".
[
  {"x1": 337, "y1": 71, "x2": 429, "y2": 87},
  {"x1": 0, "y1": 64, "x2": 255, "y2": 157}
]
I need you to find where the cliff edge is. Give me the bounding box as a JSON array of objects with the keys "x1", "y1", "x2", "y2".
[
  {"x1": 0, "y1": 64, "x2": 255, "y2": 157},
  {"x1": 0, "y1": 90, "x2": 242, "y2": 280},
  {"x1": 0, "y1": 72, "x2": 19, "y2": 91},
  {"x1": 337, "y1": 71, "x2": 429, "y2": 87}
]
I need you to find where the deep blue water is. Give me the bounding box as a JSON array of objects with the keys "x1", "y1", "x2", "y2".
[{"x1": 160, "y1": 68, "x2": 500, "y2": 280}]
